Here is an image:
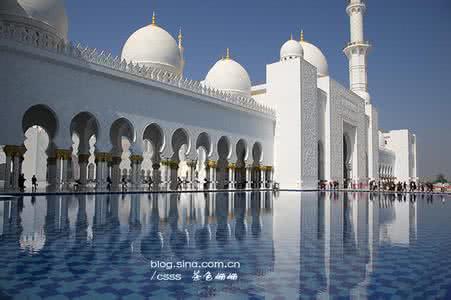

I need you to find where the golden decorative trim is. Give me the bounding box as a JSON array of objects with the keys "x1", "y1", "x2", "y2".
[
  {"x1": 169, "y1": 160, "x2": 179, "y2": 169},
  {"x1": 78, "y1": 153, "x2": 90, "y2": 163},
  {"x1": 227, "y1": 163, "x2": 236, "y2": 170},
  {"x1": 152, "y1": 11, "x2": 157, "y2": 26},
  {"x1": 225, "y1": 48, "x2": 231, "y2": 60},
  {"x1": 187, "y1": 160, "x2": 197, "y2": 168},
  {"x1": 300, "y1": 30, "x2": 304, "y2": 42},
  {"x1": 55, "y1": 149, "x2": 72, "y2": 160},
  {"x1": 3, "y1": 145, "x2": 26, "y2": 157},
  {"x1": 207, "y1": 160, "x2": 217, "y2": 169},
  {"x1": 95, "y1": 152, "x2": 112, "y2": 162},
  {"x1": 130, "y1": 154, "x2": 144, "y2": 163},
  {"x1": 111, "y1": 156, "x2": 122, "y2": 165}
]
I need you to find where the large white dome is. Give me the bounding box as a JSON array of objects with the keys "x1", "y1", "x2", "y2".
[
  {"x1": 0, "y1": 0, "x2": 68, "y2": 40},
  {"x1": 300, "y1": 40, "x2": 329, "y2": 77},
  {"x1": 121, "y1": 21, "x2": 182, "y2": 75},
  {"x1": 204, "y1": 52, "x2": 251, "y2": 98},
  {"x1": 280, "y1": 39, "x2": 304, "y2": 61}
]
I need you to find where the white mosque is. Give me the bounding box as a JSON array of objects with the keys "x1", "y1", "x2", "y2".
[{"x1": 0, "y1": 0, "x2": 417, "y2": 191}]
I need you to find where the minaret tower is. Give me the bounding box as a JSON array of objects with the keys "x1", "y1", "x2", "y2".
[{"x1": 344, "y1": 0, "x2": 371, "y2": 103}]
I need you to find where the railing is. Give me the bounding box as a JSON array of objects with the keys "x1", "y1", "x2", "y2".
[
  {"x1": 0, "y1": 23, "x2": 276, "y2": 118},
  {"x1": 345, "y1": 40, "x2": 371, "y2": 48},
  {"x1": 347, "y1": 0, "x2": 365, "y2": 6}
]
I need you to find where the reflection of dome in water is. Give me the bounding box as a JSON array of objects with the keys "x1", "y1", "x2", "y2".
[
  {"x1": 20, "y1": 231, "x2": 46, "y2": 254},
  {"x1": 194, "y1": 227, "x2": 210, "y2": 250},
  {"x1": 140, "y1": 231, "x2": 163, "y2": 260},
  {"x1": 170, "y1": 229, "x2": 188, "y2": 252}
]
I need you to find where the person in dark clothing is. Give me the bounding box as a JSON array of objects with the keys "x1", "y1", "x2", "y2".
[
  {"x1": 31, "y1": 175, "x2": 38, "y2": 192},
  {"x1": 121, "y1": 175, "x2": 128, "y2": 192},
  {"x1": 147, "y1": 176, "x2": 153, "y2": 190},
  {"x1": 19, "y1": 174, "x2": 26, "y2": 192},
  {"x1": 106, "y1": 176, "x2": 112, "y2": 191},
  {"x1": 403, "y1": 182, "x2": 407, "y2": 192}
]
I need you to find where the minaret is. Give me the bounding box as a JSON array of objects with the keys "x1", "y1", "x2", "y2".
[
  {"x1": 343, "y1": 0, "x2": 371, "y2": 103},
  {"x1": 178, "y1": 28, "x2": 185, "y2": 74}
]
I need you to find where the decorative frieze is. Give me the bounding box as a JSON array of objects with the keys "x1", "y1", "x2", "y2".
[
  {"x1": 3, "y1": 145, "x2": 26, "y2": 158},
  {"x1": 95, "y1": 152, "x2": 112, "y2": 163},
  {"x1": 0, "y1": 22, "x2": 275, "y2": 119},
  {"x1": 207, "y1": 160, "x2": 217, "y2": 169}
]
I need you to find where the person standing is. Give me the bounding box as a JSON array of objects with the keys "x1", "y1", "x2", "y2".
[
  {"x1": 19, "y1": 174, "x2": 26, "y2": 192},
  {"x1": 31, "y1": 175, "x2": 38, "y2": 192}
]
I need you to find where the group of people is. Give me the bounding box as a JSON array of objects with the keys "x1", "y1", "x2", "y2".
[
  {"x1": 319, "y1": 181, "x2": 340, "y2": 190},
  {"x1": 17, "y1": 174, "x2": 38, "y2": 192},
  {"x1": 317, "y1": 179, "x2": 445, "y2": 194}
]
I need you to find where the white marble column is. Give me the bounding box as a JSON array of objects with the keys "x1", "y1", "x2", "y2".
[
  {"x1": 95, "y1": 152, "x2": 111, "y2": 189},
  {"x1": 245, "y1": 165, "x2": 252, "y2": 189},
  {"x1": 130, "y1": 154, "x2": 143, "y2": 187},
  {"x1": 111, "y1": 156, "x2": 121, "y2": 187},
  {"x1": 207, "y1": 160, "x2": 217, "y2": 190},
  {"x1": 160, "y1": 160, "x2": 171, "y2": 190},
  {"x1": 3, "y1": 155, "x2": 11, "y2": 190},
  {"x1": 187, "y1": 160, "x2": 196, "y2": 189},
  {"x1": 152, "y1": 162, "x2": 161, "y2": 189},
  {"x1": 55, "y1": 149, "x2": 71, "y2": 189},
  {"x1": 2, "y1": 146, "x2": 15, "y2": 190},
  {"x1": 228, "y1": 163, "x2": 236, "y2": 190},
  {"x1": 78, "y1": 154, "x2": 90, "y2": 186},
  {"x1": 169, "y1": 160, "x2": 179, "y2": 190},
  {"x1": 261, "y1": 167, "x2": 266, "y2": 189}
]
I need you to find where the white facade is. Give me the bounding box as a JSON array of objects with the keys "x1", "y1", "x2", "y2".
[{"x1": 0, "y1": 0, "x2": 417, "y2": 190}]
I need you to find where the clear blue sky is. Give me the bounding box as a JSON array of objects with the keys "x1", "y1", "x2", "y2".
[{"x1": 66, "y1": 0, "x2": 451, "y2": 180}]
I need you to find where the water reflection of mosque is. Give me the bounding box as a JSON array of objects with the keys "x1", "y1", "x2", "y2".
[
  {"x1": 294, "y1": 192, "x2": 419, "y2": 298},
  {"x1": 0, "y1": 192, "x2": 443, "y2": 298},
  {"x1": 0, "y1": 192, "x2": 275, "y2": 287}
]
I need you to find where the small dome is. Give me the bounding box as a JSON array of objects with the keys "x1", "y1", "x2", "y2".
[
  {"x1": 280, "y1": 39, "x2": 304, "y2": 60},
  {"x1": 204, "y1": 50, "x2": 251, "y2": 97},
  {"x1": 0, "y1": 0, "x2": 68, "y2": 40},
  {"x1": 121, "y1": 18, "x2": 182, "y2": 74},
  {"x1": 300, "y1": 40, "x2": 329, "y2": 77}
]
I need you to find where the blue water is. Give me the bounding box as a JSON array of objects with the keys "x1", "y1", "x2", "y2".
[{"x1": 0, "y1": 192, "x2": 450, "y2": 299}]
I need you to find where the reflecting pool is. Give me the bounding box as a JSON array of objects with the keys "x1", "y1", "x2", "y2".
[{"x1": 0, "y1": 192, "x2": 450, "y2": 299}]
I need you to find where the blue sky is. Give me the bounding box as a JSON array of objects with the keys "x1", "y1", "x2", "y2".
[{"x1": 66, "y1": 0, "x2": 451, "y2": 179}]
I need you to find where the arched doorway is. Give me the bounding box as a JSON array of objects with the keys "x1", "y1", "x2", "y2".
[
  {"x1": 70, "y1": 112, "x2": 99, "y2": 186},
  {"x1": 110, "y1": 118, "x2": 135, "y2": 186},
  {"x1": 217, "y1": 136, "x2": 231, "y2": 189},
  {"x1": 235, "y1": 139, "x2": 248, "y2": 189},
  {"x1": 171, "y1": 128, "x2": 190, "y2": 190},
  {"x1": 196, "y1": 132, "x2": 211, "y2": 189},
  {"x1": 252, "y1": 142, "x2": 263, "y2": 188},
  {"x1": 22, "y1": 105, "x2": 59, "y2": 188},
  {"x1": 143, "y1": 123, "x2": 164, "y2": 187}
]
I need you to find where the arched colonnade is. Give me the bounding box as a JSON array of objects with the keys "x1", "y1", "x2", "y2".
[{"x1": 1, "y1": 104, "x2": 274, "y2": 191}]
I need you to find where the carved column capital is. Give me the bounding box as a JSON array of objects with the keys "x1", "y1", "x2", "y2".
[
  {"x1": 187, "y1": 160, "x2": 197, "y2": 168},
  {"x1": 227, "y1": 163, "x2": 236, "y2": 170},
  {"x1": 3, "y1": 145, "x2": 26, "y2": 157},
  {"x1": 78, "y1": 153, "x2": 90, "y2": 163},
  {"x1": 207, "y1": 160, "x2": 217, "y2": 169},
  {"x1": 55, "y1": 149, "x2": 72, "y2": 160},
  {"x1": 130, "y1": 154, "x2": 144, "y2": 163}
]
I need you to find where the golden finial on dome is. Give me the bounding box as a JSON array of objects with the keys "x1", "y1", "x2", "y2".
[
  {"x1": 290, "y1": 33, "x2": 293, "y2": 40},
  {"x1": 225, "y1": 48, "x2": 231, "y2": 60},
  {"x1": 152, "y1": 11, "x2": 157, "y2": 26},
  {"x1": 178, "y1": 27, "x2": 183, "y2": 47},
  {"x1": 300, "y1": 30, "x2": 304, "y2": 42}
]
